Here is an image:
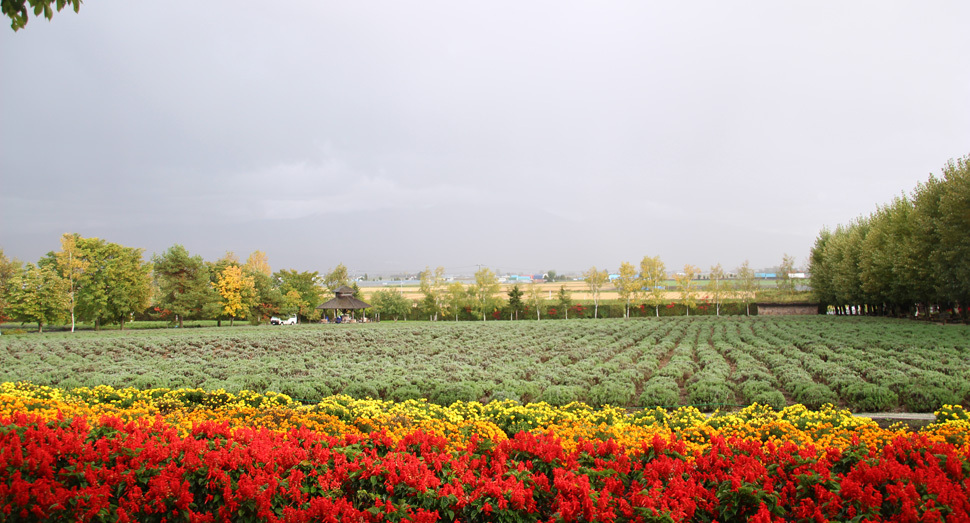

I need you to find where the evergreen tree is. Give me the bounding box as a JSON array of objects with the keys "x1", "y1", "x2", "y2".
[{"x1": 152, "y1": 245, "x2": 215, "y2": 328}]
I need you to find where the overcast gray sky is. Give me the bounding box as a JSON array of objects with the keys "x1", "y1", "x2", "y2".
[{"x1": 2, "y1": 1, "x2": 968, "y2": 277}]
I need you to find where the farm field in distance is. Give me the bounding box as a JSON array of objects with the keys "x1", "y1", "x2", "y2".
[{"x1": 2, "y1": 316, "x2": 967, "y2": 413}]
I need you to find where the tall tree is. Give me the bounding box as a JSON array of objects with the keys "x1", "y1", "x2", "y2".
[
  {"x1": 472, "y1": 267, "x2": 501, "y2": 321},
  {"x1": 51, "y1": 233, "x2": 88, "y2": 332},
  {"x1": 507, "y1": 284, "x2": 524, "y2": 320},
  {"x1": 7, "y1": 262, "x2": 68, "y2": 332},
  {"x1": 274, "y1": 269, "x2": 323, "y2": 322},
  {"x1": 0, "y1": 249, "x2": 21, "y2": 323},
  {"x1": 418, "y1": 266, "x2": 446, "y2": 321},
  {"x1": 205, "y1": 252, "x2": 240, "y2": 324},
  {"x1": 708, "y1": 263, "x2": 727, "y2": 316},
  {"x1": 280, "y1": 289, "x2": 305, "y2": 318},
  {"x1": 247, "y1": 268, "x2": 282, "y2": 324},
  {"x1": 57, "y1": 237, "x2": 152, "y2": 330},
  {"x1": 445, "y1": 281, "x2": 469, "y2": 322},
  {"x1": 556, "y1": 285, "x2": 573, "y2": 319},
  {"x1": 835, "y1": 221, "x2": 869, "y2": 314},
  {"x1": 937, "y1": 155, "x2": 970, "y2": 316},
  {"x1": 214, "y1": 265, "x2": 257, "y2": 326},
  {"x1": 734, "y1": 260, "x2": 758, "y2": 316},
  {"x1": 808, "y1": 153, "x2": 970, "y2": 320},
  {"x1": 675, "y1": 264, "x2": 700, "y2": 316},
  {"x1": 244, "y1": 250, "x2": 271, "y2": 277},
  {"x1": 323, "y1": 263, "x2": 350, "y2": 296},
  {"x1": 639, "y1": 255, "x2": 667, "y2": 317},
  {"x1": 527, "y1": 280, "x2": 545, "y2": 320},
  {"x1": 808, "y1": 232, "x2": 833, "y2": 313},
  {"x1": 614, "y1": 261, "x2": 639, "y2": 319},
  {"x1": 583, "y1": 266, "x2": 609, "y2": 319},
  {"x1": 153, "y1": 245, "x2": 214, "y2": 328},
  {"x1": 242, "y1": 252, "x2": 281, "y2": 323},
  {"x1": 910, "y1": 177, "x2": 946, "y2": 313},
  {"x1": 778, "y1": 253, "x2": 797, "y2": 296},
  {"x1": 370, "y1": 289, "x2": 412, "y2": 321}
]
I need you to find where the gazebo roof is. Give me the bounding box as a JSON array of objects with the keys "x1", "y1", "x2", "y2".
[{"x1": 316, "y1": 285, "x2": 371, "y2": 310}]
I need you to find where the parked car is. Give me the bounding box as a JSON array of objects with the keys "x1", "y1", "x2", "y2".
[{"x1": 270, "y1": 315, "x2": 298, "y2": 325}]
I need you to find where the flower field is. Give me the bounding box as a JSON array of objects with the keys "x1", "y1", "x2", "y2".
[
  {"x1": 3, "y1": 317, "x2": 970, "y2": 521},
  {"x1": 2, "y1": 317, "x2": 968, "y2": 412},
  {"x1": 2, "y1": 383, "x2": 970, "y2": 521}
]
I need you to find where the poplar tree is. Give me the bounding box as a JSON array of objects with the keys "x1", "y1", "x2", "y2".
[
  {"x1": 556, "y1": 285, "x2": 573, "y2": 319},
  {"x1": 675, "y1": 264, "x2": 700, "y2": 316},
  {"x1": 778, "y1": 254, "x2": 797, "y2": 296},
  {"x1": 445, "y1": 281, "x2": 468, "y2": 322},
  {"x1": 0, "y1": 249, "x2": 21, "y2": 323},
  {"x1": 639, "y1": 255, "x2": 667, "y2": 317},
  {"x1": 323, "y1": 264, "x2": 349, "y2": 296},
  {"x1": 52, "y1": 236, "x2": 152, "y2": 330},
  {"x1": 472, "y1": 267, "x2": 500, "y2": 321},
  {"x1": 419, "y1": 266, "x2": 446, "y2": 321},
  {"x1": 708, "y1": 263, "x2": 726, "y2": 316},
  {"x1": 734, "y1": 260, "x2": 758, "y2": 316},
  {"x1": 527, "y1": 280, "x2": 545, "y2": 320},
  {"x1": 7, "y1": 262, "x2": 68, "y2": 332},
  {"x1": 583, "y1": 266, "x2": 608, "y2": 319},
  {"x1": 614, "y1": 261, "x2": 639, "y2": 319}
]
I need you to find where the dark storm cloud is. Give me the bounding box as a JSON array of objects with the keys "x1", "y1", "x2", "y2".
[{"x1": 2, "y1": 1, "x2": 968, "y2": 275}]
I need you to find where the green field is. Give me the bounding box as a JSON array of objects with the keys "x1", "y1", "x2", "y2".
[{"x1": 1, "y1": 317, "x2": 968, "y2": 412}]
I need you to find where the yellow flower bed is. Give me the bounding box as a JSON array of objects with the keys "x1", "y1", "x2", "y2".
[{"x1": 2, "y1": 381, "x2": 968, "y2": 455}]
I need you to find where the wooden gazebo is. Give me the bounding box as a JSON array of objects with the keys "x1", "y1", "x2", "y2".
[{"x1": 316, "y1": 285, "x2": 371, "y2": 321}]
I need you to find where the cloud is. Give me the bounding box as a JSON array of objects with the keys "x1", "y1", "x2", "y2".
[{"x1": 224, "y1": 154, "x2": 503, "y2": 222}]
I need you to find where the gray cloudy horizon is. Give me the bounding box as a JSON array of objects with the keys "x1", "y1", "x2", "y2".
[{"x1": 2, "y1": 1, "x2": 968, "y2": 278}]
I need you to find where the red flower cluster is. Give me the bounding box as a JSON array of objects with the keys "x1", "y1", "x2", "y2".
[{"x1": 2, "y1": 412, "x2": 969, "y2": 522}]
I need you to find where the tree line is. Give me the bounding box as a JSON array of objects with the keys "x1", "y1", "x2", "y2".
[
  {"x1": 1, "y1": 235, "x2": 806, "y2": 331},
  {"x1": 0, "y1": 235, "x2": 352, "y2": 332},
  {"x1": 368, "y1": 256, "x2": 796, "y2": 323},
  {"x1": 808, "y1": 155, "x2": 969, "y2": 320}
]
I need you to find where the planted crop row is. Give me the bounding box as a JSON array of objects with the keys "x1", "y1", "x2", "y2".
[{"x1": 1, "y1": 317, "x2": 968, "y2": 411}]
